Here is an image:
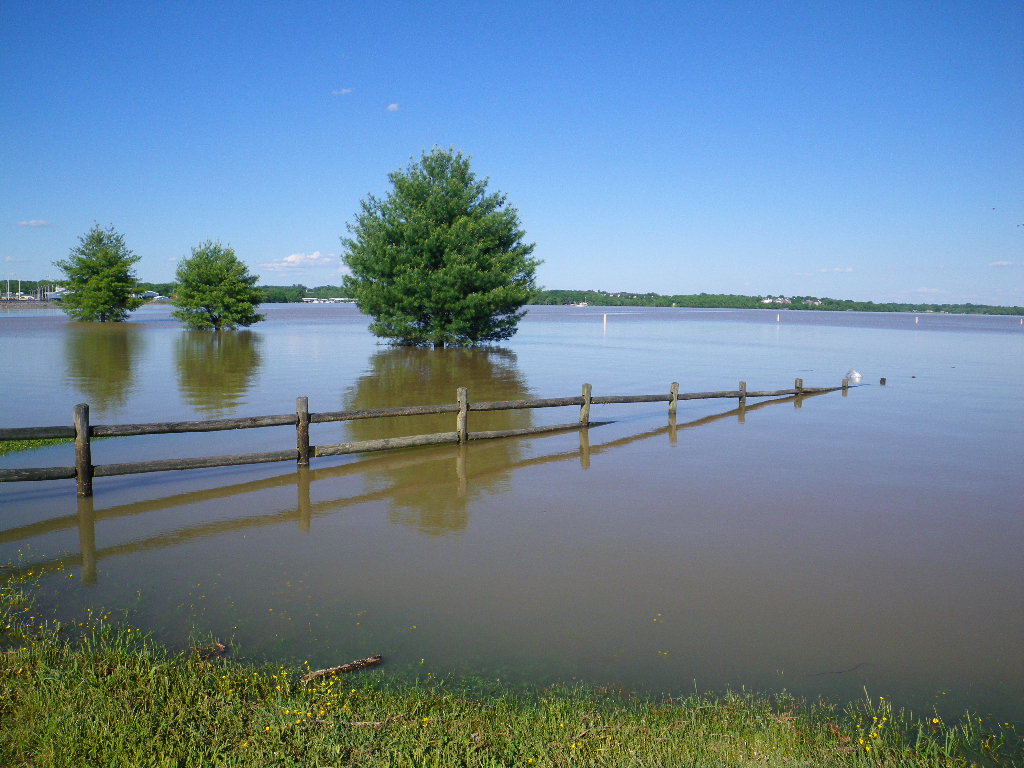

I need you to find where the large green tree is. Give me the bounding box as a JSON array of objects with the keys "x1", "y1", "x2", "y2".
[
  {"x1": 342, "y1": 147, "x2": 539, "y2": 347},
  {"x1": 171, "y1": 241, "x2": 265, "y2": 330},
  {"x1": 54, "y1": 224, "x2": 144, "y2": 322}
]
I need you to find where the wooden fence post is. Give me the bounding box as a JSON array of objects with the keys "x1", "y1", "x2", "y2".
[
  {"x1": 580, "y1": 383, "x2": 592, "y2": 426},
  {"x1": 457, "y1": 387, "x2": 468, "y2": 443},
  {"x1": 795, "y1": 378, "x2": 804, "y2": 394},
  {"x1": 73, "y1": 403, "x2": 93, "y2": 497},
  {"x1": 842, "y1": 378, "x2": 849, "y2": 394},
  {"x1": 739, "y1": 381, "x2": 747, "y2": 408},
  {"x1": 669, "y1": 382, "x2": 679, "y2": 417},
  {"x1": 296, "y1": 396, "x2": 310, "y2": 466}
]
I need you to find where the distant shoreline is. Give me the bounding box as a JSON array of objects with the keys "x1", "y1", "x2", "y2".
[
  {"x1": 531, "y1": 289, "x2": 1024, "y2": 316},
  {"x1": 4, "y1": 296, "x2": 1022, "y2": 318},
  {"x1": 0, "y1": 300, "x2": 59, "y2": 309}
]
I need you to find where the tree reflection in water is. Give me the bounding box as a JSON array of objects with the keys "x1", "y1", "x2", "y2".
[
  {"x1": 175, "y1": 330, "x2": 263, "y2": 416},
  {"x1": 343, "y1": 347, "x2": 532, "y2": 535},
  {"x1": 64, "y1": 323, "x2": 145, "y2": 413}
]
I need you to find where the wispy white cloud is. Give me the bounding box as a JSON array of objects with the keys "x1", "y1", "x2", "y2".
[
  {"x1": 909, "y1": 287, "x2": 949, "y2": 294},
  {"x1": 386, "y1": 103, "x2": 399, "y2": 112},
  {"x1": 989, "y1": 260, "x2": 1020, "y2": 267},
  {"x1": 17, "y1": 219, "x2": 49, "y2": 227},
  {"x1": 260, "y1": 251, "x2": 336, "y2": 273},
  {"x1": 332, "y1": 88, "x2": 354, "y2": 95},
  {"x1": 817, "y1": 267, "x2": 854, "y2": 273},
  {"x1": 3, "y1": 255, "x2": 29, "y2": 263}
]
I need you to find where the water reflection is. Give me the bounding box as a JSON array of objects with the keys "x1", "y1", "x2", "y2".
[
  {"x1": 0, "y1": 393, "x2": 821, "y2": 586},
  {"x1": 175, "y1": 331, "x2": 263, "y2": 416},
  {"x1": 64, "y1": 323, "x2": 145, "y2": 412},
  {"x1": 343, "y1": 348, "x2": 532, "y2": 535}
]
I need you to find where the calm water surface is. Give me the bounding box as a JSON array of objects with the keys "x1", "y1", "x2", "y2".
[{"x1": 2, "y1": 304, "x2": 1022, "y2": 720}]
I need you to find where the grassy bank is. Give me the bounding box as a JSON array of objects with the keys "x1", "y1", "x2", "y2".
[
  {"x1": 0, "y1": 437, "x2": 70, "y2": 457},
  {"x1": 1, "y1": 580, "x2": 1019, "y2": 767}
]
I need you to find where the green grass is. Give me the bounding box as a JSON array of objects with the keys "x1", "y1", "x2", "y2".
[
  {"x1": 0, "y1": 437, "x2": 72, "y2": 457},
  {"x1": 1, "y1": 578, "x2": 1020, "y2": 767}
]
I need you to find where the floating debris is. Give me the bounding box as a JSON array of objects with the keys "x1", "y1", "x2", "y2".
[{"x1": 300, "y1": 654, "x2": 383, "y2": 683}]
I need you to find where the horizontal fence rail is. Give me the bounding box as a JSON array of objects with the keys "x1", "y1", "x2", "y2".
[{"x1": 0, "y1": 378, "x2": 853, "y2": 497}]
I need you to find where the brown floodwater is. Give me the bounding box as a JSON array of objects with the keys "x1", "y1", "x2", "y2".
[{"x1": 1, "y1": 304, "x2": 1022, "y2": 720}]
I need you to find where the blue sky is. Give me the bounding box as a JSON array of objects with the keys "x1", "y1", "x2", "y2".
[{"x1": 2, "y1": 1, "x2": 1022, "y2": 304}]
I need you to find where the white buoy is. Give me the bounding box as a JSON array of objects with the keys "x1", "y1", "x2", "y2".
[
  {"x1": 846, "y1": 369, "x2": 863, "y2": 382},
  {"x1": 915, "y1": 316, "x2": 919, "y2": 324},
  {"x1": 776, "y1": 314, "x2": 780, "y2": 322},
  {"x1": 603, "y1": 313, "x2": 607, "y2": 333}
]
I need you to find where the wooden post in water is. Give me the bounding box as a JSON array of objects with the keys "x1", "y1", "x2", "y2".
[
  {"x1": 457, "y1": 387, "x2": 468, "y2": 443},
  {"x1": 73, "y1": 403, "x2": 93, "y2": 497},
  {"x1": 296, "y1": 396, "x2": 310, "y2": 466},
  {"x1": 842, "y1": 378, "x2": 849, "y2": 393},
  {"x1": 669, "y1": 382, "x2": 679, "y2": 417},
  {"x1": 738, "y1": 381, "x2": 747, "y2": 408},
  {"x1": 580, "y1": 383, "x2": 592, "y2": 426},
  {"x1": 579, "y1": 427, "x2": 591, "y2": 470},
  {"x1": 795, "y1": 378, "x2": 804, "y2": 394}
]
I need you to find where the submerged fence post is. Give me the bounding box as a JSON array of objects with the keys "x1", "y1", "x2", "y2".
[
  {"x1": 842, "y1": 378, "x2": 850, "y2": 394},
  {"x1": 580, "y1": 383, "x2": 592, "y2": 426},
  {"x1": 296, "y1": 396, "x2": 310, "y2": 466},
  {"x1": 77, "y1": 494, "x2": 97, "y2": 585},
  {"x1": 669, "y1": 382, "x2": 679, "y2": 417},
  {"x1": 297, "y1": 466, "x2": 311, "y2": 532},
  {"x1": 795, "y1": 378, "x2": 804, "y2": 394},
  {"x1": 73, "y1": 403, "x2": 93, "y2": 497},
  {"x1": 739, "y1": 381, "x2": 747, "y2": 408},
  {"x1": 457, "y1": 387, "x2": 468, "y2": 443}
]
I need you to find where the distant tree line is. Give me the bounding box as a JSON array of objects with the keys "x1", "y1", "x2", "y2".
[
  {"x1": 24, "y1": 280, "x2": 1024, "y2": 316},
  {"x1": 532, "y1": 289, "x2": 1024, "y2": 316},
  {"x1": 130, "y1": 283, "x2": 352, "y2": 304}
]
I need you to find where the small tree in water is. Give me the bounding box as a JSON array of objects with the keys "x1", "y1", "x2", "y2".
[
  {"x1": 54, "y1": 224, "x2": 144, "y2": 322},
  {"x1": 172, "y1": 241, "x2": 264, "y2": 330},
  {"x1": 342, "y1": 147, "x2": 539, "y2": 347}
]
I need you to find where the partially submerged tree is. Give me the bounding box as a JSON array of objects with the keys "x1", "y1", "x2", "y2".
[
  {"x1": 54, "y1": 224, "x2": 144, "y2": 322},
  {"x1": 172, "y1": 241, "x2": 265, "y2": 330},
  {"x1": 342, "y1": 147, "x2": 539, "y2": 347}
]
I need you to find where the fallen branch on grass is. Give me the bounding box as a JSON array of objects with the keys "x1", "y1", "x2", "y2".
[{"x1": 300, "y1": 654, "x2": 383, "y2": 683}]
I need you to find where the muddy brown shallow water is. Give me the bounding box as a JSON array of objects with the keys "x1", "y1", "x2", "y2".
[{"x1": 2, "y1": 304, "x2": 1022, "y2": 720}]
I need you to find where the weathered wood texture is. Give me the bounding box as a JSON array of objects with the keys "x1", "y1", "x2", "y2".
[
  {"x1": 92, "y1": 414, "x2": 296, "y2": 436},
  {"x1": 93, "y1": 450, "x2": 299, "y2": 478},
  {"x1": 0, "y1": 426, "x2": 76, "y2": 441},
  {"x1": 315, "y1": 432, "x2": 460, "y2": 457},
  {"x1": 0, "y1": 466, "x2": 77, "y2": 482},
  {"x1": 311, "y1": 404, "x2": 460, "y2": 423},
  {"x1": 74, "y1": 403, "x2": 92, "y2": 497},
  {"x1": 471, "y1": 396, "x2": 583, "y2": 411},
  {"x1": 296, "y1": 397, "x2": 310, "y2": 466}
]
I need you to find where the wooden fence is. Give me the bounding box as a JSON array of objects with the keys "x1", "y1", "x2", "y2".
[{"x1": 0, "y1": 378, "x2": 851, "y2": 497}]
